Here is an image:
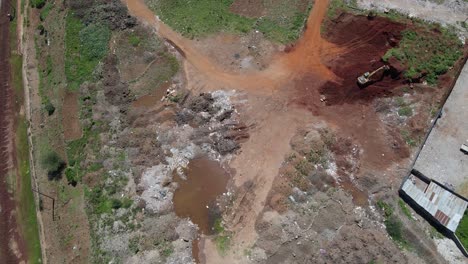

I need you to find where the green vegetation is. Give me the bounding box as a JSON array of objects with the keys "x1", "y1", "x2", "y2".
[
  {"x1": 148, "y1": 0, "x2": 253, "y2": 38},
  {"x1": 39, "y1": 3, "x2": 53, "y2": 21},
  {"x1": 401, "y1": 129, "x2": 417, "y2": 147},
  {"x1": 383, "y1": 28, "x2": 463, "y2": 85},
  {"x1": 327, "y1": 0, "x2": 357, "y2": 18},
  {"x1": 212, "y1": 217, "x2": 231, "y2": 255},
  {"x1": 16, "y1": 119, "x2": 42, "y2": 264},
  {"x1": 41, "y1": 150, "x2": 65, "y2": 180},
  {"x1": 10, "y1": 20, "x2": 42, "y2": 261},
  {"x1": 65, "y1": 14, "x2": 111, "y2": 90},
  {"x1": 31, "y1": 0, "x2": 46, "y2": 9},
  {"x1": 455, "y1": 210, "x2": 468, "y2": 250},
  {"x1": 147, "y1": 0, "x2": 311, "y2": 43},
  {"x1": 395, "y1": 97, "x2": 413, "y2": 117},
  {"x1": 376, "y1": 200, "x2": 409, "y2": 248},
  {"x1": 398, "y1": 106, "x2": 413, "y2": 117},
  {"x1": 43, "y1": 98, "x2": 55, "y2": 115},
  {"x1": 128, "y1": 34, "x2": 141, "y2": 47},
  {"x1": 429, "y1": 226, "x2": 444, "y2": 239},
  {"x1": 398, "y1": 199, "x2": 413, "y2": 220}
]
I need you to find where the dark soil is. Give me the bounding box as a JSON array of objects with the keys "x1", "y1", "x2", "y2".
[
  {"x1": 319, "y1": 13, "x2": 407, "y2": 106},
  {"x1": 0, "y1": 0, "x2": 27, "y2": 262}
]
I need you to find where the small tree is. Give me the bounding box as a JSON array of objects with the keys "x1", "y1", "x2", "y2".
[
  {"x1": 43, "y1": 100, "x2": 55, "y2": 116},
  {"x1": 41, "y1": 150, "x2": 65, "y2": 180}
]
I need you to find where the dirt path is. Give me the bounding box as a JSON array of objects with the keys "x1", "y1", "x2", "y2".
[{"x1": 0, "y1": 0, "x2": 28, "y2": 262}]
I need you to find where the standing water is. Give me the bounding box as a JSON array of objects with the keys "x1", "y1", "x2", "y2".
[{"x1": 173, "y1": 158, "x2": 230, "y2": 262}]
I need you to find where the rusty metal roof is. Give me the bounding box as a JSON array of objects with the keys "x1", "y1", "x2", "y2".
[{"x1": 402, "y1": 176, "x2": 467, "y2": 232}]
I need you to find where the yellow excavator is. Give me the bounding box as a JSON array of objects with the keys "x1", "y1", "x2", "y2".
[{"x1": 357, "y1": 65, "x2": 390, "y2": 86}]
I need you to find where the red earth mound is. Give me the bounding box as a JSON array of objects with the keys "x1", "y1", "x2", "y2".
[{"x1": 318, "y1": 13, "x2": 407, "y2": 106}]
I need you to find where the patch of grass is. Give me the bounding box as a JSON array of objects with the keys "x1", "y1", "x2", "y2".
[
  {"x1": 39, "y1": 3, "x2": 53, "y2": 21},
  {"x1": 377, "y1": 200, "x2": 410, "y2": 248},
  {"x1": 14, "y1": 97, "x2": 42, "y2": 264},
  {"x1": 128, "y1": 34, "x2": 141, "y2": 47},
  {"x1": 212, "y1": 217, "x2": 231, "y2": 255},
  {"x1": 148, "y1": 0, "x2": 254, "y2": 38},
  {"x1": 10, "y1": 24, "x2": 42, "y2": 260},
  {"x1": 65, "y1": 14, "x2": 111, "y2": 90},
  {"x1": 429, "y1": 227, "x2": 444, "y2": 239},
  {"x1": 10, "y1": 54, "x2": 24, "y2": 104},
  {"x1": 401, "y1": 129, "x2": 417, "y2": 147},
  {"x1": 376, "y1": 200, "x2": 394, "y2": 218},
  {"x1": 215, "y1": 234, "x2": 231, "y2": 255},
  {"x1": 147, "y1": 0, "x2": 311, "y2": 43},
  {"x1": 31, "y1": 0, "x2": 46, "y2": 9},
  {"x1": 455, "y1": 210, "x2": 468, "y2": 250},
  {"x1": 398, "y1": 106, "x2": 413, "y2": 117},
  {"x1": 383, "y1": 28, "x2": 463, "y2": 85},
  {"x1": 213, "y1": 218, "x2": 224, "y2": 234},
  {"x1": 398, "y1": 199, "x2": 412, "y2": 220},
  {"x1": 327, "y1": 0, "x2": 357, "y2": 18}
]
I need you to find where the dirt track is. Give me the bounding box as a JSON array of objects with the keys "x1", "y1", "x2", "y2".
[{"x1": 0, "y1": 0, "x2": 27, "y2": 262}]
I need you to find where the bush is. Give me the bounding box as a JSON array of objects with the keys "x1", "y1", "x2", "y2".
[
  {"x1": 64, "y1": 167, "x2": 78, "y2": 186},
  {"x1": 41, "y1": 150, "x2": 65, "y2": 180},
  {"x1": 385, "y1": 216, "x2": 403, "y2": 242},
  {"x1": 110, "y1": 198, "x2": 122, "y2": 209},
  {"x1": 128, "y1": 35, "x2": 141, "y2": 47},
  {"x1": 43, "y1": 99, "x2": 55, "y2": 116},
  {"x1": 398, "y1": 106, "x2": 413, "y2": 117},
  {"x1": 31, "y1": 0, "x2": 46, "y2": 9}
]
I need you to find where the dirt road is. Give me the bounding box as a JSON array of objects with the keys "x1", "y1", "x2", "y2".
[{"x1": 0, "y1": 0, "x2": 28, "y2": 262}]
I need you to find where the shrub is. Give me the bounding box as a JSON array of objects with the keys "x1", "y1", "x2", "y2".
[
  {"x1": 64, "y1": 167, "x2": 78, "y2": 186},
  {"x1": 41, "y1": 150, "x2": 65, "y2": 180},
  {"x1": 385, "y1": 216, "x2": 403, "y2": 242},
  {"x1": 128, "y1": 35, "x2": 141, "y2": 47},
  {"x1": 31, "y1": 0, "x2": 46, "y2": 9},
  {"x1": 398, "y1": 106, "x2": 413, "y2": 117},
  {"x1": 43, "y1": 99, "x2": 55, "y2": 115}
]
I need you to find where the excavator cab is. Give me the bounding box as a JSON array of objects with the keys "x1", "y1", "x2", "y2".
[{"x1": 357, "y1": 65, "x2": 390, "y2": 87}]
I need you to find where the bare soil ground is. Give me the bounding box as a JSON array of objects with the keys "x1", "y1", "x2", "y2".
[
  {"x1": 121, "y1": 0, "x2": 468, "y2": 263},
  {"x1": 62, "y1": 92, "x2": 82, "y2": 140}
]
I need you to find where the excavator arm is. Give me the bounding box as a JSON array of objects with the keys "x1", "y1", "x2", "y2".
[{"x1": 357, "y1": 65, "x2": 390, "y2": 86}]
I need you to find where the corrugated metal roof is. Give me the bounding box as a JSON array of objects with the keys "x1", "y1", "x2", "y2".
[{"x1": 402, "y1": 178, "x2": 467, "y2": 232}]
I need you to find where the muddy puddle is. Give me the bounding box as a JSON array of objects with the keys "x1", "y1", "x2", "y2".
[
  {"x1": 131, "y1": 83, "x2": 170, "y2": 108},
  {"x1": 173, "y1": 158, "x2": 229, "y2": 262},
  {"x1": 173, "y1": 158, "x2": 230, "y2": 234}
]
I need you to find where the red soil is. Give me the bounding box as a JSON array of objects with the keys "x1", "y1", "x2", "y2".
[
  {"x1": 0, "y1": 0, "x2": 28, "y2": 262},
  {"x1": 319, "y1": 14, "x2": 407, "y2": 106}
]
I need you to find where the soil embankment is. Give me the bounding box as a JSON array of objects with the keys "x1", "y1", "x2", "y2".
[{"x1": 0, "y1": 0, "x2": 27, "y2": 262}]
